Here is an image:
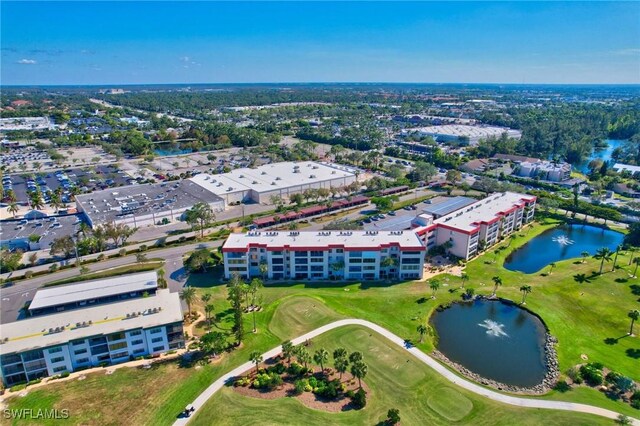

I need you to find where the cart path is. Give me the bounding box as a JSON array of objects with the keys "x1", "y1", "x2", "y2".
[{"x1": 174, "y1": 318, "x2": 640, "y2": 425}]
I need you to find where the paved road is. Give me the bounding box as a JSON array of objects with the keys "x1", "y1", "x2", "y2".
[
  {"x1": 0, "y1": 239, "x2": 224, "y2": 323},
  {"x1": 174, "y1": 319, "x2": 640, "y2": 426}
]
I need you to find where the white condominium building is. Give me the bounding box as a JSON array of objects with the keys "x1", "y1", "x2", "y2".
[
  {"x1": 0, "y1": 286, "x2": 184, "y2": 387},
  {"x1": 222, "y1": 230, "x2": 426, "y2": 281},
  {"x1": 415, "y1": 192, "x2": 536, "y2": 260}
]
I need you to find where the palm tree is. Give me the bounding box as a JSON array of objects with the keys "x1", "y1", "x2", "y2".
[
  {"x1": 632, "y1": 257, "x2": 640, "y2": 278},
  {"x1": 297, "y1": 347, "x2": 312, "y2": 369},
  {"x1": 628, "y1": 310, "x2": 640, "y2": 336},
  {"x1": 612, "y1": 245, "x2": 623, "y2": 271},
  {"x1": 519, "y1": 285, "x2": 532, "y2": 304},
  {"x1": 429, "y1": 279, "x2": 440, "y2": 298},
  {"x1": 417, "y1": 324, "x2": 428, "y2": 343},
  {"x1": 281, "y1": 340, "x2": 294, "y2": 364},
  {"x1": 313, "y1": 348, "x2": 329, "y2": 373},
  {"x1": 548, "y1": 262, "x2": 556, "y2": 275},
  {"x1": 334, "y1": 357, "x2": 348, "y2": 380},
  {"x1": 180, "y1": 286, "x2": 197, "y2": 317},
  {"x1": 333, "y1": 347, "x2": 347, "y2": 361},
  {"x1": 351, "y1": 361, "x2": 368, "y2": 389},
  {"x1": 204, "y1": 304, "x2": 215, "y2": 328},
  {"x1": 594, "y1": 247, "x2": 613, "y2": 275},
  {"x1": 249, "y1": 350, "x2": 263, "y2": 374},
  {"x1": 491, "y1": 276, "x2": 503, "y2": 297},
  {"x1": 581, "y1": 251, "x2": 590, "y2": 264},
  {"x1": 7, "y1": 202, "x2": 19, "y2": 218},
  {"x1": 460, "y1": 272, "x2": 469, "y2": 289},
  {"x1": 628, "y1": 247, "x2": 637, "y2": 266}
]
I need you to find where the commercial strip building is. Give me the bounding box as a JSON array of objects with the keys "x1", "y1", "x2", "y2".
[
  {"x1": 222, "y1": 192, "x2": 536, "y2": 281},
  {"x1": 414, "y1": 192, "x2": 536, "y2": 260},
  {"x1": 188, "y1": 161, "x2": 357, "y2": 205},
  {"x1": 222, "y1": 230, "x2": 426, "y2": 281},
  {"x1": 400, "y1": 125, "x2": 521, "y2": 145},
  {"x1": 75, "y1": 180, "x2": 225, "y2": 228},
  {"x1": 0, "y1": 273, "x2": 184, "y2": 387}
]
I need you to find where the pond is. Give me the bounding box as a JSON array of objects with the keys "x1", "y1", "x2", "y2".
[
  {"x1": 431, "y1": 300, "x2": 547, "y2": 388},
  {"x1": 504, "y1": 224, "x2": 624, "y2": 274},
  {"x1": 577, "y1": 139, "x2": 627, "y2": 173}
]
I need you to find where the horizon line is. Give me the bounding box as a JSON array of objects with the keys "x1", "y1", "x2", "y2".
[{"x1": 2, "y1": 81, "x2": 640, "y2": 88}]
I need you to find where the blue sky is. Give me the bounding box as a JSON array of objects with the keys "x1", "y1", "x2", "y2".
[{"x1": 2, "y1": 1, "x2": 639, "y2": 85}]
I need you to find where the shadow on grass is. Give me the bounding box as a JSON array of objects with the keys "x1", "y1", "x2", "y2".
[
  {"x1": 630, "y1": 285, "x2": 640, "y2": 296},
  {"x1": 626, "y1": 348, "x2": 640, "y2": 359}
]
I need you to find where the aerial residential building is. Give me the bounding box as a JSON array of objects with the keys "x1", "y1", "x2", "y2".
[
  {"x1": 0, "y1": 274, "x2": 183, "y2": 387},
  {"x1": 222, "y1": 230, "x2": 426, "y2": 281},
  {"x1": 613, "y1": 163, "x2": 640, "y2": 175},
  {"x1": 415, "y1": 192, "x2": 536, "y2": 260}
]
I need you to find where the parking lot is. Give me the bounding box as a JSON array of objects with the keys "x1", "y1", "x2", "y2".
[
  {"x1": 3, "y1": 165, "x2": 131, "y2": 204},
  {"x1": 361, "y1": 203, "x2": 420, "y2": 231}
]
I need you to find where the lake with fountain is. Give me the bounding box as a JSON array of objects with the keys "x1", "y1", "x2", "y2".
[
  {"x1": 504, "y1": 224, "x2": 624, "y2": 274},
  {"x1": 431, "y1": 299, "x2": 548, "y2": 388}
]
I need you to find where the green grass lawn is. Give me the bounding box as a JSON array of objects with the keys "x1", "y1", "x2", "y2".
[
  {"x1": 6, "y1": 217, "x2": 640, "y2": 424},
  {"x1": 190, "y1": 325, "x2": 611, "y2": 426}
]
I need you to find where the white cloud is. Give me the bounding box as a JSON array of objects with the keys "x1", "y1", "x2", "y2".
[
  {"x1": 180, "y1": 56, "x2": 190, "y2": 62},
  {"x1": 17, "y1": 58, "x2": 37, "y2": 64}
]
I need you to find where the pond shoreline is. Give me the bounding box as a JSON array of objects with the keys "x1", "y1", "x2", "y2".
[{"x1": 430, "y1": 297, "x2": 560, "y2": 395}]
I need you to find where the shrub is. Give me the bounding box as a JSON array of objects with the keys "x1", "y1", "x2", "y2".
[
  {"x1": 287, "y1": 362, "x2": 304, "y2": 377},
  {"x1": 60, "y1": 371, "x2": 70, "y2": 378},
  {"x1": 579, "y1": 364, "x2": 604, "y2": 386},
  {"x1": 351, "y1": 388, "x2": 367, "y2": 409},
  {"x1": 554, "y1": 380, "x2": 571, "y2": 393},
  {"x1": 269, "y1": 362, "x2": 286, "y2": 375},
  {"x1": 606, "y1": 371, "x2": 622, "y2": 385},
  {"x1": 294, "y1": 379, "x2": 307, "y2": 395},
  {"x1": 10, "y1": 384, "x2": 27, "y2": 392},
  {"x1": 96, "y1": 253, "x2": 105, "y2": 261},
  {"x1": 316, "y1": 381, "x2": 338, "y2": 399},
  {"x1": 308, "y1": 376, "x2": 318, "y2": 388},
  {"x1": 24, "y1": 270, "x2": 33, "y2": 279},
  {"x1": 118, "y1": 248, "x2": 127, "y2": 257},
  {"x1": 48, "y1": 263, "x2": 59, "y2": 272},
  {"x1": 567, "y1": 366, "x2": 583, "y2": 384}
]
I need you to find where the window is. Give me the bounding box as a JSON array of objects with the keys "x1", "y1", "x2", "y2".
[
  {"x1": 229, "y1": 266, "x2": 246, "y2": 272},
  {"x1": 133, "y1": 348, "x2": 146, "y2": 354},
  {"x1": 294, "y1": 258, "x2": 308, "y2": 265},
  {"x1": 71, "y1": 339, "x2": 86, "y2": 346},
  {"x1": 74, "y1": 348, "x2": 87, "y2": 355},
  {"x1": 294, "y1": 251, "x2": 307, "y2": 257},
  {"x1": 151, "y1": 337, "x2": 164, "y2": 343},
  {"x1": 131, "y1": 339, "x2": 144, "y2": 346},
  {"x1": 348, "y1": 266, "x2": 362, "y2": 272},
  {"x1": 271, "y1": 258, "x2": 283, "y2": 264},
  {"x1": 310, "y1": 265, "x2": 324, "y2": 272},
  {"x1": 310, "y1": 250, "x2": 323, "y2": 257},
  {"x1": 150, "y1": 328, "x2": 162, "y2": 334},
  {"x1": 363, "y1": 265, "x2": 376, "y2": 271},
  {"x1": 402, "y1": 251, "x2": 421, "y2": 255},
  {"x1": 335, "y1": 249, "x2": 343, "y2": 253},
  {"x1": 53, "y1": 366, "x2": 67, "y2": 373},
  {"x1": 50, "y1": 357, "x2": 65, "y2": 364},
  {"x1": 48, "y1": 347, "x2": 63, "y2": 354},
  {"x1": 349, "y1": 251, "x2": 362, "y2": 258},
  {"x1": 129, "y1": 330, "x2": 142, "y2": 336},
  {"x1": 310, "y1": 257, "x2": 323, "y2": 263},
  {"x1": 111, "y1": 352, "x2": 129, "y2": 359},
  {"x1": 108, "y1": 333, "x2": 125, "y2": 342},
  {"x1": 76, "y1": 358, "x2": 89, "y2": 364},
  {"x1": 152, "y1": 346, "x2": 165, "y2": 352},
  {"x1": 362, "y1": 258, "x2": 376, "y2": 263},
  {"x1": 295, "y1": 265, "x2": 307, "y2": 272},
  {"x1": 109, "y1": 342, "x2": 128, "y2": 351},
  {"x1": 271, "y1": 251, "x2": 282, "y2": 256}
]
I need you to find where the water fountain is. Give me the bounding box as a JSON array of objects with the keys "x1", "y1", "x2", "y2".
[
  {"x1": 552, "y1": 235, "x2": 574, "y2": 246},
  {"x1": 478, "y1": 319, "x2": 509, "y2": 337}
]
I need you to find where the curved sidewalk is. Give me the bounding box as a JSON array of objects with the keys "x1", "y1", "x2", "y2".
[{"x1": 174, "y1": 319, "x2": 640, "y2": 426}]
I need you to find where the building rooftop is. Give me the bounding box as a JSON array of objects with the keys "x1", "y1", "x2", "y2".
[
  {"x1": 28, "y1": 271, "x2": 159, "y2": 311},
  {"x1": 75, "y1": 180, "x2": 224, "y2": 224},
  {"x1": 189, "y1": 161, "x2": 355, "y2": 196},
  {"x1": 432, "y1": 192, "x2": 535, "y2": 233},
  {"x1": 421, "y1": 196, "x2": 477, "y2": 218},
  {"x1": 613, "y1": 163, "x2": 640, "y2": 174},
  {"x1": 406, "y1": 125, "x2": 521, "y2": 141},
  {"x1": 0, "y1": 289, "x2": 182, "y2": 355},
  {"x1": 223, "y1": 229, "x2": 426, "y2": 252}
]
